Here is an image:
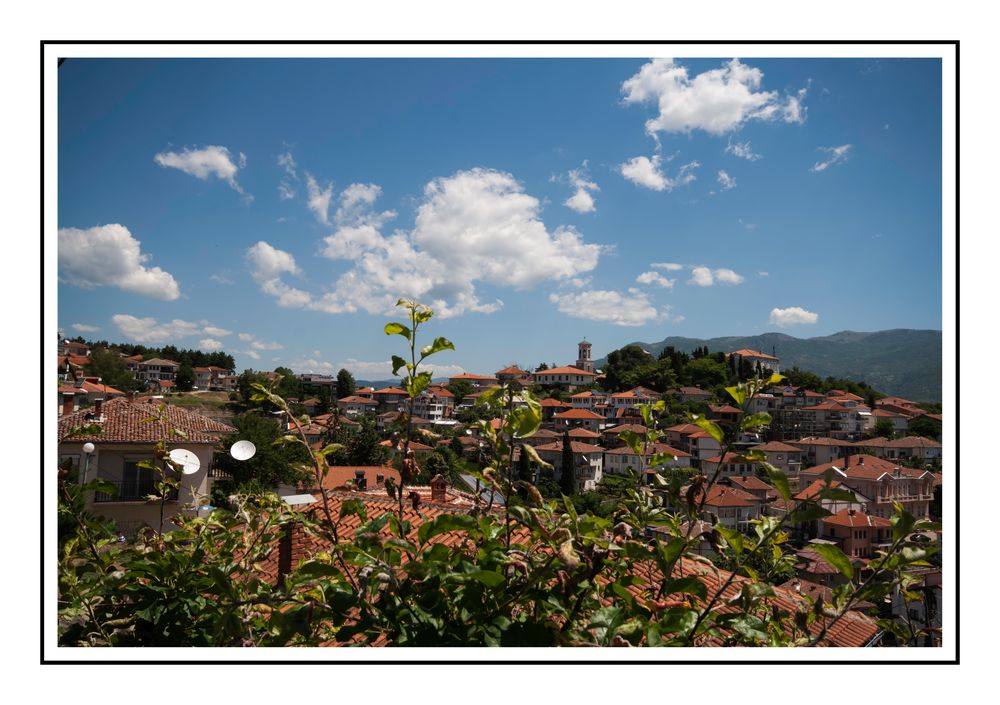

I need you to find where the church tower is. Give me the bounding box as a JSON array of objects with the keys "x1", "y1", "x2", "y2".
[{"x1": 576, "y1": 339, "x2": 594, "y2": 373}]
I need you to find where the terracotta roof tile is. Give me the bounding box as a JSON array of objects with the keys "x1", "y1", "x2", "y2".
[{"x1": 57, "y1": 397, "x2": 235, "y2": 443}]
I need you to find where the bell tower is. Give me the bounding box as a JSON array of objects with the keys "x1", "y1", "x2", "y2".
[{"x1": 576, "y1": 339, "x2": 594, "y2": 373}]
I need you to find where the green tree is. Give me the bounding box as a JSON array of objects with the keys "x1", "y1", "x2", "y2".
[
  {"x1": 446, "y1": 378, "x2": 475, "y2": 405},
  {"x1": 908, "y1": 415, "x2": 941, "y2": 441},
  {"x1": 273, "y1": 367, "x2": 301, "y2": 399},
  {"x1": 83, "y1": 347, "x2": 134, "y2": 390},
  {"x1": 873, "y1": 420, "x2": 895, "y2": 439},
  {"x1": 603, "y1": 344, "x2": 653, "y2": 392},
  {"x1": 176, "y1": 363, "x2": 196, "y2": 392},
  {"x1": 683, "y1": 356, "x2": 728, "y2": 389},
  {"x1": 237, "y1": 369, "x2": 270, "y2": 406},
  {"x1": 212, "y1": 413, "x2": 312, "y2": 493},
  {"x1": 559, "y1": 431, "x2": 576, "y2": 495},
  {"x1": 336, "y1": 368, "x2": 356, "y2": 399}
]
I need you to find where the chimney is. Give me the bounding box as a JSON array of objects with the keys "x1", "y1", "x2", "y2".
[
  {"x1": 61, "y1": 393, "x2": 75, "y2": 417},
  {"x1": 376, "y1": 472, "x2": 384, "y2": 486},
  {"x1": 354, "y1": 468, "x2": 367, "y2": 491},
  {"x1": 430, "y1": 474, "x2": 447, "y2": 503},
  {"x1": 859, "y1": 456, "x2": 864, "y2": 465},
  {"x1": 277, "y1": 518, "x2": 309, "y2": 583},
  {"x1": 94, "y1": 398, "x2": 104, "y2": 417},
  {"x1": 848, "y1": 508, "x2": 856, "y2": 516}
]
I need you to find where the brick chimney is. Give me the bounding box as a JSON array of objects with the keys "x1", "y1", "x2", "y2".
[
  {"x1": 354, "y1": 468, "x2": 367, "y2": 491},
  {"x1": 430, "y1": 474, "x2": 447, "y2": 503},
  {"x1": 277, "y1": 518, "x2": 309, "y2": 583},
  {"x1": 61, "y1": 393, "x2": 75, "y2": 417},
  {"x1": 94, "y1": 398, "x2": 104, "y2": 417}
]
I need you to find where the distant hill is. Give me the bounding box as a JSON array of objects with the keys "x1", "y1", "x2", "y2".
[{"x1": 594, "y1": 329, "x2": 942, "y2": 402}]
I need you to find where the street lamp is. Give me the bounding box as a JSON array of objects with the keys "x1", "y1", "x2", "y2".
[{"x1": 82, "y1": 442, "x2": 95, "y2": 484}]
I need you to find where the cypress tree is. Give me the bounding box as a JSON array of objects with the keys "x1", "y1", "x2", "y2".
[{"x1": 559, "y1": 430, "x2": 576, "y2": 495}]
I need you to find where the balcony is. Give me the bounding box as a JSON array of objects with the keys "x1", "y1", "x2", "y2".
[{"x1": 93, "y1": 479, "x2": 179, "y2": 503}]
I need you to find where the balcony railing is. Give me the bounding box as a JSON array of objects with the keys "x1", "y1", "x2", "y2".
[{"x1": 94, "y1": 479, "x2": 179, "y2": 503}]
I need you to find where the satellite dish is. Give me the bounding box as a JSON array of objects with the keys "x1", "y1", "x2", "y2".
[
  {"x1": 230, "y1": 440, "x2": 257, "y2": 461},
  {"x1": 168, "y1": 448, "x2": 202, "y2": 475}
]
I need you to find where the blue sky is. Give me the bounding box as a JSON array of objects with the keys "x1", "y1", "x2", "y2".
[{"x1": 57, "y1": 57, "x2": 942, "y2": 379}]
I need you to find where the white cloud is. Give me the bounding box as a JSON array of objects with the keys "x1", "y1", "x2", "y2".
[
  {"x1": 725, "y1": 139, "x2": 761, "y2": 161},
  {"x1": 277, "y1": 150, "x2": 298, "y2": 200},
  {"x1": 111, "y1": 314, "x2": 232, "y2": 345},
  {"x1": 688, "y1": 266, "x2": 745, "y2": 287},
  {"x1": 154, "y1": 145, "x2": 249, "y2": 199},
  {"x1": 251, "y1": 340, "x2": 283, "y2": 351},
  {"x1": 715, "y1": 268, "x2": 744, "y2": 285},
  {"x1": 243, "y1": 349, "x2": 261, "y2": 360},
  {"x1": 71, "y1": 323, "x2": 99, "y2": 333},
  {"x1": 652, "y1": 262, "x2": 684, "y2": 271},
  {"x1": 238, "y1": 333, "x2": 255, "y2": 342},
  {"x1": 199, "y1": 338, "x2": 224, "y2": 351},
  {"x1": 560, "y1": 162, "x2": 600, "y2": 213},
  {"x1": 253, "y1": 169, "x2": 605, "y2": 320},
  {"x1": 717, "y1": 170, "x2": 737, "y2": 191},
  {"x1": 636, "y1": 271, "x2": 675, "y2": 289},
  {"x1": 209, "y1": 273, "x2": 233, "y2": 285},
  {"x1": 305, "y1": 173, "x2": 334, "y2": 225},
  {"x1": 758, "y1": 271, "x2": 770, "y2": 277},
  {"x1": 621, "y1": 58, "x2": 808, "y2": 136},
  {"x1": 811, "y1": 144, "x2": 852, "y2": 172},
  {"x1": 58, "y1": 224, "x2": 181, "y2": 300},
  {"x1": 111, "y1": 315, "x2": 200, "y2": 344},
  {"x1": 619, "y1": 155, "x2": 699, "y2": 192},
  {"x1": 548, "y1": 289, "x2": 664, "y2": 327},
  {"x1": 770, "y1": 306, "x2": 819, "y2": 326}
]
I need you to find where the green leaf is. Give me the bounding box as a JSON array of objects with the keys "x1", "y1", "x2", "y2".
[
  {"x1": 508, "y1": 405, "x2": 542, "y2": 439},
  {"x1": 786, "y1": 503, "x2": 832, "y2": 524},
  {"x1": 740, "y1": 412, "x2": 772, "y2": 430},
  {"x1": 620, "y1": 431, "x2": 644, "y2": 456},
  {"x1": 383, "y1": 322, "x2": 411, "y2": 341},
  {"x1": 659, "y1": 576, "x2": 708, "y2": 601},
  {"x1": 317, "y1": 443, "x2": 345, "y2": 458},
  {"x1": 391, "y1": 355, "x2": 409, "y2": 376},
  {"x1": 405, "y1": 371, "x2": 433, "y2": 399},
  {"x1": 725, "y1": 384, "x2": 746, "y2": 406},
  {"x1": 295, "y1": 561, "x2": 342, "y2": 578},
  {"x1": 688, "y1": 414, "x2": 724, "y2": 443},
  {"x1": 810, "y1": 543, "x2": 854, "y2": 580},
  {"x1": 818, "y1": 487, "x2": 860, "y2": 503},
  {"x1": 521, "y1": 443, "x2": 553, "y2": 470},
  {"x1": 420, "y1": 336, "x2": 455, "y2": 358},
  {"x1": 461, "y1": 570, "x2": 505, "y2": 588},
  {"x1": 416, "y1": 514, "x2": 478, "y2": 545},
  {"x1": 650, "y1": 451, "x2": 676, "y2": 468},
  {"x1": 760, "y1": 462, "x2": 791, "y2": 502},
  {"x1": 339, "y1": 498, "x2": 367, "y2": 521}
]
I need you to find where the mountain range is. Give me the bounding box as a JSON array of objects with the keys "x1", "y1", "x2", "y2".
[{"x1": 594, "y1": 329, "x2": 943, "y2": 402}]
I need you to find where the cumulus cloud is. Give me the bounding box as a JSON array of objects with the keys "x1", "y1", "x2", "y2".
[
  {"x1": 652, "y1": 262, "x2": 684, "y2": 271},
  {"x1": 71, "y1": 323, "x2": 99, "y2": 333},
  {"x1": 111, "y1": 315, "x2": 200, "y2": 344},
  {"x1": 619, "y1": 155, "x2": 699, "y2": 192},
  {"x1": 717, "y1": 170, "x2": 737, "y2": 191},
  {"x1": 688, "y1": 266, "x2": 745, "y2": 286},
  {"x1": 199, "y1": 338, "x2": 224, "y2": 351},
  {"x1": 621, "y1": 58, "x2": 808, "y2": 136},
  {"x1": 725, "y1": 139, "x2": 761, "y2": 161},
  {"x1": 559, "y1": 162, "x2": 600, "y2": 213},
  {"x1": 636, "y1": 271, "x2": 675, "y2": 288},
  {"x1": 111, "y1": 315, "x2": 232, "y2": 345},
  {"x1": 154, "y1": 145, "x2": 249, "y2": 199},
  {"x1": 548, "y1": 289, "x2": 665, "y2": 327},
  {"x1": 770, "y1": 306, "x2": 819, "y2": 326},
  {"x1": 321, "y1": 183, "x2": 398, "y2": 260},
  {"x1": 243, "y1": 349, "x2": 261, "y2": 360},
  {"x1": 58, "y1": 224, "x2": 181, "y2": 300},
  {"x1": 305, "y1": 173, "x2": 334, "y2": 225},
  {"x1": 811, "y1": 144, "x2": 852, "y2": 172}
]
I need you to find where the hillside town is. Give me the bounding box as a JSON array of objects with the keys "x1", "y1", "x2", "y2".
[{"x1": 57, "y1": 335, "x2": 943, "y2": 647}]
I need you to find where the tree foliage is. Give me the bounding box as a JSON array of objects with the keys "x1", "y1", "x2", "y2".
[{"x1": 336, "y1": 369, "x2": 356, "y2": 399}]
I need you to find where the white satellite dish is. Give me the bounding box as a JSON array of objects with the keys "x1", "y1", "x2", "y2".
[
  {"x1": 168, "y1": 448, "x2": 202, "y2": 475},
  {"x1": 230, "y1": 440, "x2": 257, "y2": 461}
]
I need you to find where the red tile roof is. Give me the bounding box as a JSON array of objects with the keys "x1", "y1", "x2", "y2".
[
  {"x1": 604, "y1": 442, "x2": 690, "y2": 458},
  {"x1": 495, "y1": 366, "x2": 529, "y2": 376},
  {"x1": 604, "y1": 423, "x2": 648, "y2": 435},
  {"x1": 726, "y1": 475, "x2": 775, "y2": 492},
  {"x1": 887, "y1": 435, "x2": 942, "y2": 449},
  {"x1": 752, "y1": 441, "x2": 802, "y2": 453},
  {"x1": 540, "y1": 398, "x2": 571, "y2": 407},
  {"x1": 803, "y1": 454, "x2": 931, "y2": 481},
  {"x1": 534, "y1": 366, "x2": 598, "y2": 376},
  {"x1": 709, "y1": 404, "x2": 741, "y2": 414},
  {"x1": 337, "y1": 395, "x2": 378, "y2": 404},
  {"x1": 372, "y1": 387, "x2": 407, "y2": 395},
  {"x1": 304, "y1": 465, "x2": 401, "y2": 492},
  {"x1": 567, "y1": 428, "x2": 601, "y2": 438},
  {"x1": 704, "y1": 451, "x2": 751, "y2": 465},
  {"x1": 727, "y1": 348, "x2": 779, "y2": 360},
  {"x1": 534, "y1": 441, "x2": 605, "y2": 454},
  {"x1": 57, "y1": 397, "x2": 235, "y2": 443},
  {"x1": 695, "y1": 484, "x2": 759, "y2": 508},
  {"x1": 449, "y1": 373, "x2": 499, "y2": 381},
  {"x1": 795, "y1": 479, "x2": 847, "y2": 501},
  {"x1": 553, "y1": 408, "x2": 605, "y2": 420},
  {"x1": 665, "y1": 423, "x2": 703, "y2": 434},
  {"x1": 822, "y1": 509, "x2": 891, "y2": 529}
]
